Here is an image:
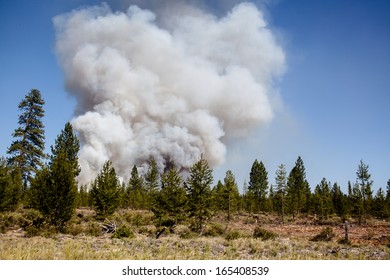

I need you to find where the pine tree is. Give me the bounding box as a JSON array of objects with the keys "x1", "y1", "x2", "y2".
[
  {"x1": 186, "y1": 155, "x2": 213, "y2": 233},
  {"x1": 127, "y1": 165, "x2": 146, "y2": 209},
  {"x1": 356, "y1": 160, "x2": 373, "y2": 224},
  {"x1": 7, "y1": 89, "x2": 45, "y2": 190},
  {"x1": 372, "y1": 188, "x2": 389, "y2": 219},
  {"x1": 248, "y1": 159, "x2": 268, "y2": 212},
  {"x1": 267, "y1": 185, "x2": 275, "y2": 213},
  {"x1": 153, "y1": 165, "x2": 187, "y2": 226},
  {"x1": 349, "y1": 181, "x2": 364, "y2": 224},
  {"x1": 77, "y1": 185, "x2": 91, "y2": 208},
  {"x1": 144, "y1": 157, "x2": 160, "y2": 211},
  {"x1": 312, "y1": 178, "x2": 333, "y2": 221},
  {"x1": 28, "y1": 123, "x2": 80, "y2": 228},
  {"x1": 331, "y1": 183, "x2": 348, "y2": 218},
  {"x1": 212, "y1": 180, "x2": 225, "y2": 212},
  {"x1": 90, "y1": 160, "x2": 121, "y2": 218},
  {"x1": 223, "y1": 170, "x2": 240, "y2": 221},
  {"x1": 275, "y1": 164, "x2": 287, "y2": 223},
  {"x1": 0, "y1": 157, "x2": 22, "y2": 211},
  {"x1": 29, "y1": 149, "x2": 77, "y2": 228},
  {"x1": 50, "y1": 122, "x2": 80, "y2": 177},
  {"x1": 286, "y1": 156, "x2": 310, "y2": 219}
]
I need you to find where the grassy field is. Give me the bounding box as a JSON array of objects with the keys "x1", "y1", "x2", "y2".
[{"x1": 1, "y1": 208, "x2": 389, "y2": 260}]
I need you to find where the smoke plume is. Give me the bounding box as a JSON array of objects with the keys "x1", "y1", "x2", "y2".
[{"x1": 53, "y1": 2, "x2": 285, "y2": 185}]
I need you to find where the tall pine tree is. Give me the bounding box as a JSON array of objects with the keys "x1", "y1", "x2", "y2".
[
  {"x1": 275, "y1": 164, "x2": 287, "y2": 223},
  {"x1": 144, "y1": 157, "x2": 160, "y2": 211},
  {"x1": 356, "y1": 160, "x2": 373, "y2": 224},
  {"x1": 223, "y1": 170, "x2": 240, "y2": 221},
  {"x1": 7, "y1": 89, "x2": 45, "y2": 190},
  {"x1": 286, "y1": 156, "x2": 310, "y2": 219},
  {"x1": 153, "y1": 164, "x2": 187, "y2": 226},
  {"x1": 186, "y1": 155, "x2": 213, "y2": 233},
  {"x1": 248, "y1": 159, "x2": 268, "y2": 212},
  {"x1": 127, "y1": 165, "x2": 146, "y2": 209}
]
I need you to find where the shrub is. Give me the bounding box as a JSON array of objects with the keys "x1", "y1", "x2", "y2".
[
  {"x1": 311, "y1": 227, "x2": 335, "y2": 242},
  {"x1": 112, "y1": 225, "x2": 134, "y2": 239},
  {"x1": 253, "y1": 226, "x2": 277, "y2": 240},
  {"x1": 87, "y1": 222, "x2": 102, "y2": 237},
  {"x1": 204, "y1": 223, "x2": 224, "y2": 237},
  {"x1": 225, "y1": 230, "x2": 241, "y2": 241},
  {"x1": 174, "y1": 225, "x2": 197, "y2": 239},
  {"x1": 20, "y1": 209, "x2": 45, "y2": 229}
]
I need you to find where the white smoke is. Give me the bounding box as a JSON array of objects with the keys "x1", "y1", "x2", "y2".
[{"x1": 53, "y1": 2, "x2": 285, "y2": 185}]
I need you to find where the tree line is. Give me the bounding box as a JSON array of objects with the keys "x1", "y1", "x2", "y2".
[{"x1": 1, "y1": 89, "x2": 390, "y2": 232}]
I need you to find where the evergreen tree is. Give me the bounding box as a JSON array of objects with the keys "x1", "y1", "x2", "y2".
[
  {"x1": 242, "y1": 179, "x2": 256, "y2": 213},
  {"x1": 223, "y1": 170, "x2": 240, "y2": 221},
  {"x1": 212, "y1": 180, "x2": 225, "y2": 212},
  {"x1": 144, "y1": 157, "x2": 160, "y2": 211},
  {"x1": 7, "y1": 89, "x2": 45, "y2": 190},
  {"x1": 77, "y1": 185, "x2": 91, "y2": 208},
  {"x1": 28, "y1": 123, "x2": 80, "y2": 228},
  {"x1": 186, "y1": 155, "x2": 213, "y2": 233},
  {"x1": 286, "y1": 156, "x2": 310, "y2": 219},
  {"x1": 0, "y1": 157, "x2": 22, "y2": 211},
  {"x1": 153, "y1": 165, "x2": 187, "y2": 226},
  {"x1": 331, "y1": 183, "x2": 348, "y2": 218},
  {"x1": 274, "y1": 164, "x2": 287, "y2": 223},
  {"x1": 349, "y1": 181, "x2": 364, "y2": 224},
  {"x1": 267, "y1": 185, "x2": 275, "y2": 213},
  {"x1": 127, "y1": 165, "x2": 146, "y2": 209},
  {"x1": 248, "y1": 159, "x2": 268, "y2": 212},
  {"x1": 29, "y1": 149, "x2": 77, "y2": 228},
  {"x1": 50, "y1": 122, "x2": 80, "y2": 177},
  {"x1": 372, "y1": 188, "x2": 389, "y2": 219},
  {"x1": 312, "y1": 178, "x2": 333, "y2": 220},
  {"x1": 90, "y1": 160, "x2": 121, "y2": 218},
  {"x1": 356, "y1": 160, "x2": 373, "y2": 223}
]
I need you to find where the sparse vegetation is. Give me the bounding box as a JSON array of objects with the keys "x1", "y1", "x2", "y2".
[
  {"x1": 0, "y1": 208, "x2": 389, "y2": 260},
  {"x1": 253, "y1": 226, "x2": 277, "y2": 240},
  {"x1": 311, "y1": 227, "x2": 335, "y2": 242}
]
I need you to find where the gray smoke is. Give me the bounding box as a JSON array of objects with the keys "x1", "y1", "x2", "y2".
[{"x1": 53, "y1": 2, "x2": 285, "y2": 185}]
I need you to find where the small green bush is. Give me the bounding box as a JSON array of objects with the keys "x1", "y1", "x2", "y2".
[
  {"x1": 253, "y1": 226, "x2": 277, "y2": 240},
  {"x1": 225, "y1": 230, "x2": 241, "y2": 241},
  {"x1": 87, "y1": 222, "x2": 102, "y2": 237},
  {"x1": 112, "y1": 226, "x2": 134, "y2": 239},
  {"x1": 204, "y1": 223, "x2": 224, "y2": 237},
  {"x1": 311, "y1": 227, "x2": 335, "y2": 242},
  {"x1": 24, "y1": 225, "x2": 41, "y2": 237}
]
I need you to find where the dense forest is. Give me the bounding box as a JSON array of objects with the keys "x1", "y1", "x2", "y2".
[{"x1": 1, "y1": 89, "x2": 390, "y2": 233}]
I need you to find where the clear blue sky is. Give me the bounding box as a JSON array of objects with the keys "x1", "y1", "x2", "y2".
[{"x1": 1, "y1": 0, "x2": 389, "y2": 193}]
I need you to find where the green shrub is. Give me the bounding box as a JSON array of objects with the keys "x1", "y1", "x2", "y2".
[
  {"x1": 112, "y1": 225, "x2": 134, "y2": 239},
  {"x1": 253, "y1": 226, "x2": 277, "y2": 240},
  {"x1": 20, "y1": 209, "x2": 44, "y2": 229},
  {"x1": 311, "y1": 227, "x2": 335, "y2": 242},
  {"x1": 24, "y1": 225, "x2": 41, "y2": 237},
  {"x1": 204, "y1": 223, "x2": 224, "y2": 237},
  {"x1": 225, "y1": 230, "x2": 241, "y2": 241},
  {"x1": 87, "y1": 222, "x2": 102, "y2": 237}
]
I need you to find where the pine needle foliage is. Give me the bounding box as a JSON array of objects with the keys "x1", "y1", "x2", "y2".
[
  {"x1": 91, "y1": 160, "x2": 121, "y2": 218},
  {"x1": 7, "y1": 89, "x2": 45, "y2": 189}
]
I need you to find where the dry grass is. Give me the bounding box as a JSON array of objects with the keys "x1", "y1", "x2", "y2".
[{"x1": 0, "y1": 209, "x2": 389, "y2": 260}]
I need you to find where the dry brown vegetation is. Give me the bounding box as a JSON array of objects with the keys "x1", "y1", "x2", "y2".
[{"x1": 0, "y1": 208, "x2": 389, "y2": 260}]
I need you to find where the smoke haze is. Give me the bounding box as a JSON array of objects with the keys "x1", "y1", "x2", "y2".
[{"x1": 53, "y1": 2, "x2": 285, "y2": 185}]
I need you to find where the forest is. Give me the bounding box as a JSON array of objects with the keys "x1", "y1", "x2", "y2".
[{"x1": 1, "y1": 89, "x2": 389, "y2": 260}]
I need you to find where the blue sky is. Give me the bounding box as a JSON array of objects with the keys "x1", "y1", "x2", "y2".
[{"x1": 1, "y1": 0, "x2": 389, "y2": 193}]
